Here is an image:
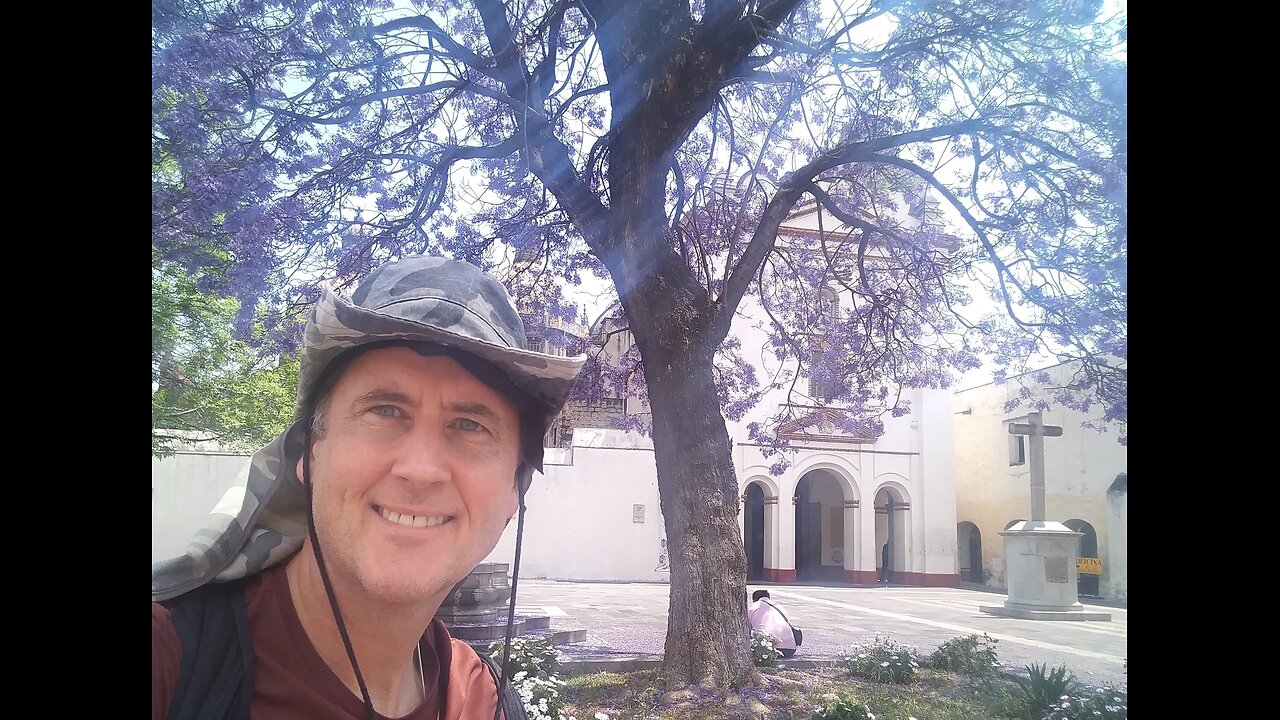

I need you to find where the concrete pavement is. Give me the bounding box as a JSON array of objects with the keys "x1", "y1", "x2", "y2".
[{"x1": 510, "y1": 580, "x2": 1128, "y2": 687}]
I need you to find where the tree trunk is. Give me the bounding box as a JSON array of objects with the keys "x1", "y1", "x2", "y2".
[
  {"x1": 644, "y1": 340, "x2": 759, "y2": 689},
  {"x1": 616, "y1": 260, "x2": 759, "y2": 689},
  {"x1": 589, "y1": 2, "x2": 760, "y2": 683}
]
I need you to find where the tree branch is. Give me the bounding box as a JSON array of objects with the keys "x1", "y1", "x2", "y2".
[
  {"x1": 869, "y1": 153, "x2": 1052, "y2": 331},
  {"x1": 475, "y1": 0, "x2": 611, "y2": 252},
  {"x1": 368, "y1": 15, "x2": 495, "y2": 73},
  {"x1": 715, "y1": 119, "x2": 988, "y2": 340}
]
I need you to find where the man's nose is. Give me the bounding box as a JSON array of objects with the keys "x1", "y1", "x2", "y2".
[{"x1": 389, "y1": 423, "x2": 452, "y2": 485}]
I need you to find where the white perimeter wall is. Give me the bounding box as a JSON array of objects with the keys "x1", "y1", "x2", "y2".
[
  {"x1": 485, "y1": 429, "x2": 670, "y2": 582},
  {"x1": 152, "y1": 452, "x2": 252, "y2": 562}
]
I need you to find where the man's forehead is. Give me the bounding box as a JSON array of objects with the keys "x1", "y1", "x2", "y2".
[{"x1": 337, "y1": 348, "x2": 518, "y2": 412}]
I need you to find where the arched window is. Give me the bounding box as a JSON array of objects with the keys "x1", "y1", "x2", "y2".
[
  {"x1": 817, "y1": 287, "x2": 840, "y2": 323},
  {"x1": 809, "y1": 287, "x2": 844, "y2": 401}
]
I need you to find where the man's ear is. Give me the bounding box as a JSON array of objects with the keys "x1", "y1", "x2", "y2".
[{"x1": 295, "y1": 455, "x2": 305, "y2": 485}]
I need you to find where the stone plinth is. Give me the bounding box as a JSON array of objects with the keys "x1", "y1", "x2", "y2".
[
  {"x1": 435, "y1": 562, "x2": 587, "y2": 644},
  {"x1": 979, "y1": 521, "x2": 1111, "y2": 622},
  {"x1": 435, "y1": 562, "x2": 521, "y2": 640},
  {"x1": 437, "y1": 562, "x2": 512, "y2": 624}
]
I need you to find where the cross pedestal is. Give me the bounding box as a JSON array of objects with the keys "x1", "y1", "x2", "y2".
[
  {"x1": 979, "y1": 520, "x2": 1110, "y2": 620},
  {"x1": 978, "y1": 413, "x2": 1110, "y2": 621}
]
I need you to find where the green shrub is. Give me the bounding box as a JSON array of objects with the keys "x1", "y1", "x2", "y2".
[
  {"x1": 486, "y1": 637, "x2": 561, "y2": 678},
  {"x1": 511, "y1": 672, "x2": 573, "y2": 720},
  {"x1": 838, "y1": 635, "x2": 920, "y2": 684},
  {"x1": 985, "y1": 682, "x2": 1029, "y2": 718},
  {"x1": 752, "y1": 630, "x2": 783, "y2": 667},
  {"x1": 1012, "y1": 663, "x2": 1078, "y2": 719},
  {"x1": 924, "y1": 633, "x2": 1001, "y2": 677},
  {"x1": 811, "y1": 698, "x2": 877, "y2": 720},
  {"x1": 484, "y1": 637, "x2": 573, "y2": 720}
]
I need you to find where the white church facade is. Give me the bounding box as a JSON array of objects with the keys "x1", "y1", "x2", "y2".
[{"x1": 733, "y1": 386, "x2": 958, "y2": 586}]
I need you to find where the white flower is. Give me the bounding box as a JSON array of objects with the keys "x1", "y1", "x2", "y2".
[
  {"x1": 880, "y1": 661, "x2": 890, "y2": 667},
  {"x1": 594, "y1": 714, "x2": 610, "y2": 720}
]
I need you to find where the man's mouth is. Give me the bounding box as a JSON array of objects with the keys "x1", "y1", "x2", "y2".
[{"x1": 377, "y1": 506, "x2": 450, "y2": 528}]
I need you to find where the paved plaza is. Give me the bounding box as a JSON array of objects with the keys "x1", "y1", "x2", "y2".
[{"x1": 513, "y1": 580, "x2": 1127, "y2": 686}]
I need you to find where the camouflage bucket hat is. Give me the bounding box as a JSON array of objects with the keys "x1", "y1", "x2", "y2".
[
  {"x1": 295, "y1": 255, "x2": 586, "y2": 445},
  {"x1": 152, "y1": 255, "x2": 586, "y2": 601}
]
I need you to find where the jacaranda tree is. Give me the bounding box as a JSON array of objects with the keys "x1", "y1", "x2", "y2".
[{"x1": 153, "y1": 0, "x2": 1126, "y2": 689}]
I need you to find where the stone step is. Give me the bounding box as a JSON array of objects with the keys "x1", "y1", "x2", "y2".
[
  {"x1": 550, "y1": 627, "x2": 587, "y2": 644},
  {"x1": 444, "y1": 612, "x2": 587, "y2": 643},
  {"x1": 524, "y1": 615, "x2": 551, "y2": 631},
  {"x1": 463, "y1": 622, "x2": 589, "y2": 651},
  {"x1": 445, "y1": 615, "x2": 526, "y2": 641},
  {"x1": 510, "y1": 622, "x2": 587, "y2": 646}
]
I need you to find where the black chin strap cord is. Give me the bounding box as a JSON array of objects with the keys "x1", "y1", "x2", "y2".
[
  {"x1": 303, "y1": 424, "x2": 380, "y2": 720},
  {"x1": 496, "y1": 480, "x2": 530, "y2": 720}
]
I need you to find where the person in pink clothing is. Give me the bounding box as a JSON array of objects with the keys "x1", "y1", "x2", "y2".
[{"x1": 747, "y1": 590, "x2": 797, "y2": 657}]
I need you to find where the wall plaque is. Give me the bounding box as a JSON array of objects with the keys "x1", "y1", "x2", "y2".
[{"x1": 1044, "y1": 556, "x2": 1070, "y2": 583}]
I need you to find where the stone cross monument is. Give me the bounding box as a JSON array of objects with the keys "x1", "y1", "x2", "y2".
[
  {"x1": 1009, "y1": 412, "x2": 1062, "y2": 522},
  {"x1": 979, "y1": 412, "x2": 1110, "y2": 621}
]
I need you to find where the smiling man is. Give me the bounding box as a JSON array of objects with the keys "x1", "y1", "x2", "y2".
[{"x1": 152, "y1": 256, "x2": 586, "y2": 720}]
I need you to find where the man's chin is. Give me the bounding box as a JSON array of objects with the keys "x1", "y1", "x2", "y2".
[{"x1": 357, "y1": 567, "x2": 458, "y2": 607}]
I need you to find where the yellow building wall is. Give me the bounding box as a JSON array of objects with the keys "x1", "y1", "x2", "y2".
[{"x1": 952, "y1": 361, "x2": 1126, "y2": 598}]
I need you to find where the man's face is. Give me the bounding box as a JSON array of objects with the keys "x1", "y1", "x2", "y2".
[{"x1": 300, "y1": 346, "x2": 521, "y2": 605}]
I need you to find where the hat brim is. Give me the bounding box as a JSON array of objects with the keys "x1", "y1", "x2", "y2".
[{"x1": 297, "y1": 288, "x2": 587, "y2": 438}]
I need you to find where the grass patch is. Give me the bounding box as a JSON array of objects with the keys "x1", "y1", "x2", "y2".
[
  {"x1": 560, "y1": 666, "x2": 1033, "y2": 720},
  {"x1": 560, "y1": 671, "x2": 633, "y2": 705},
  {"x1": 552, "y1": 634, "x2": 1125, "y2": 720}
]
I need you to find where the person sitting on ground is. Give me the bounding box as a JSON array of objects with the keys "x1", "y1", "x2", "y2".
[
  {"x1": 747, "y1": 589, "x2": 797, "y2": 657},
  {"x1": 152, "y1": 255, "x2": 587, "y2": 720}
]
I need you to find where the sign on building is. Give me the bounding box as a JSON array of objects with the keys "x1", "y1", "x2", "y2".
[{"x1": 1076, "y1": 557, "x2": 1103, "y2": 575}]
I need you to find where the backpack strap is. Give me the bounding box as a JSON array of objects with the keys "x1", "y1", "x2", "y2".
[
  {"x1": 762, "y1": 598, "x2": 793, "y2": 626},
  {"x1": 161, "y1": 582, "x2": 255, "y2": 720},
  {"x1": 473, "y1": 648, "x2": 529, "y2": 720},
  {"x1": 762, "y1": 598, "x2": 802, "y2": 646}
]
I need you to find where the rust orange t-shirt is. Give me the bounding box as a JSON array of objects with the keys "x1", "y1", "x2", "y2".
[{"x1": 153, "y1": 564, "x2": 500, "y2": 720}]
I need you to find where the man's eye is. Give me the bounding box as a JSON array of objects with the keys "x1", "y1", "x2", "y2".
[
  {"x1": 453, "y1": 418, "x2": 484, "y2": 432},
  {"x1": 370, "y1": 405, "x2": 401, "y2": 417}
]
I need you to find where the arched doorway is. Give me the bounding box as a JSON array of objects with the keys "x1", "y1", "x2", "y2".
[
  {"x1": 874, "y1": 484, "x2": 910, "y2": 585},
  {"x1": 1065, "y1": 518, "x2": 1100, "y2": 597},
  {"x1": 794, "y1": 470, "x2": 845, "y2": 581},
  {"x1": 744, "y1": 483, "x2": 766, "y2": 581},
  {"x1": 957, "y1": 522, "x2": 983, "y2": 583}
]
